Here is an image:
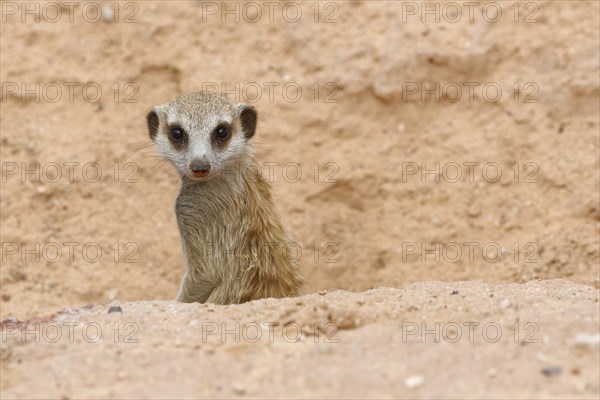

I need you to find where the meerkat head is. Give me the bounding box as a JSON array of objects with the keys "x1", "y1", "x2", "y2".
[{"x1": 147, "y1": 92, "x2": 257, "y2": 181}]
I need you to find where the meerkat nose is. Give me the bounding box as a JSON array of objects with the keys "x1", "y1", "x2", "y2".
[{"x1": 190, "y1": 162, "x2": 211, "y2": 178}]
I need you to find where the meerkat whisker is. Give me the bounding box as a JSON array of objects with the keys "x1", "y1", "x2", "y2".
[{"x1": 147, "y1": 159, "x2": 169, "y2": 181}]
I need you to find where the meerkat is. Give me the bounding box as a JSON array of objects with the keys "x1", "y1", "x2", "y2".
[{"x1": 147, "y1": 91, "x2": 302, "y2": 304}]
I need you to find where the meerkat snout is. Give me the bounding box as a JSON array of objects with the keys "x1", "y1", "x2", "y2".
[
  {"x1": 189, "y1": 160, "x2": 211, "y2": 178},
  {"x1": 146, "y1": 91, "x2": 303, "y2": 304}
]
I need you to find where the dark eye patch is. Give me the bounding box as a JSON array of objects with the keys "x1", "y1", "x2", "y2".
[
  {"x1": 167, "y1": 124, "x2": 188, "y2": 150},
  {"x1": 211, "y1": 123, "x2": 232, "y2": 147}
]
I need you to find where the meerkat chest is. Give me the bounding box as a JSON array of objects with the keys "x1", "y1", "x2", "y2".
[{"x1": 175, "y1": 180, "x2": 251, "y2": 256}]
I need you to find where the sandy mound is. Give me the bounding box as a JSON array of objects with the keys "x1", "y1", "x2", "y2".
[{"x1": 2, "y1": 280, "x2": 599, "y2": 399}]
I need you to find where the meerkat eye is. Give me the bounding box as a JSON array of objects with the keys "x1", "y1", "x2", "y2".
[
  {"x1": 213, "y1": 124, "x2": 231, "y2": 141},
  {"x1": 169, "y1": 126, "x2": 185, "y2": 141}
]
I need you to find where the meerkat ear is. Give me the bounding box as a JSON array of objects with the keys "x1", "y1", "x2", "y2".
[
  {"x1": 147, "y1": 108, "x2": 160, "y2": 140},
  {"x1": 238, "y1": 104, "x2": 257, "y2": 139}
]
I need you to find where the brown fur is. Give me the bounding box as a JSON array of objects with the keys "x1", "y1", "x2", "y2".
[{"x1": 147, "y1": 92, "x2": 303, "y2": 304}]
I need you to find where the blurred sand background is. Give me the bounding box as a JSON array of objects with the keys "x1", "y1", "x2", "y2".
[{"x1": 0, "y1": 0, "x2": 599, "y2": 398}]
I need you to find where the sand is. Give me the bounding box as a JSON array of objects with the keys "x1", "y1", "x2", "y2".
[{"x1": 0, "y1": 0, "x2": 599, "y2": 398}]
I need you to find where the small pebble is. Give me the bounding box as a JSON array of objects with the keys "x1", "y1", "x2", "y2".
[
  {"x1": 541, "y1": 366, "x2": 562, "y2": 377},
  {"x1": 404, "y1": 375, "x2": 424, "y2": 389},
  {"x1": 318, "y1": 290, "x2": 327, "y2": 296},
  {"x1": 0, "y1": 317, "x2": 18, "y2": 324},
  {"x1": 232, "y1": 382, "x2": 246, "y2": 395},
  {"x1": 108, "y1": 306, "x2": 123, "y2": 314},
  {"x1": 450, "y1": 290, "x2": 459, "y2": 295},
  {"x1": 106, "y1": 289, "x2": 118, "y2": 301},
  {"x1": 500, "y1": 299, "x2": 510, "y2": 309}
]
